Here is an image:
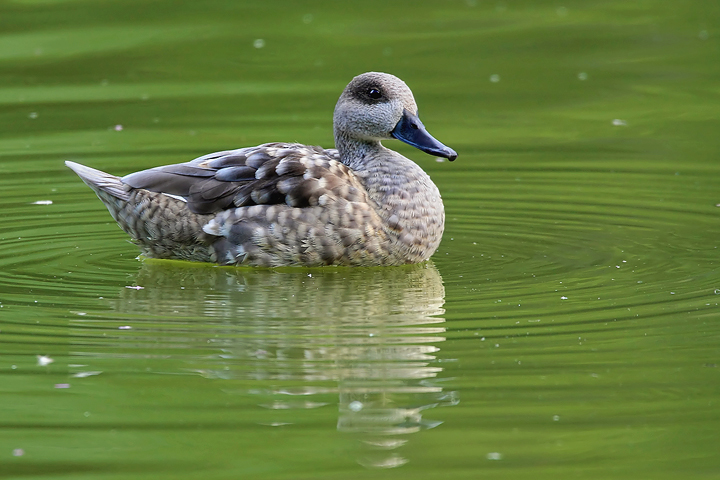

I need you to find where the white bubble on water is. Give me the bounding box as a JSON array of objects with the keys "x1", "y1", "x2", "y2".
[
  {"x1": 37, "y1": 355, "x2": 53, "y2": 366},
  {"x1": 253, "y1": 39, "x2": 265, "y2": 49}
]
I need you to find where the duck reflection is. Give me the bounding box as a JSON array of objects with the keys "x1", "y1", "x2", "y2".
[{"x1": 110, "y1": 261, "x2": 458, "y2": 468}]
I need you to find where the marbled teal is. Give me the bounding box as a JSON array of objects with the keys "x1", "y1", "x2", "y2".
[{"x1": 66, "y1": 72, "x2": 457, "y2": 266}]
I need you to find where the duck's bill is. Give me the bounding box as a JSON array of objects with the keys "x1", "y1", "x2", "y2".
[{"x1": 391, "y1": 109, "x2": 457, "y2": 161}]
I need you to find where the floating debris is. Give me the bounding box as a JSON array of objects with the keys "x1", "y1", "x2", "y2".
[
  {"x1": 72, "y1": 371, "x2": 102, "y2": 378},
  {"x1": 612, "y1": 119, "x2": 627, "y2": 126},
  {"x1": 36, "y1": 355, "x2": 54, "y2": 367},
  {"x1": 30, "y1": 200, "x2": 52, "y2": 205}
]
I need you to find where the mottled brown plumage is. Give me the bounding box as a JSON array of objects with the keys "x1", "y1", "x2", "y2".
[{"x1": 66, "y1": 72, "x2": 457, "y2": 266}]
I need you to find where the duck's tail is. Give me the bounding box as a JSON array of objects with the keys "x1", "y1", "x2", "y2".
[
  {"x1": 65, "y1": 161, "x2": 215, "y2": 262},
  {"x1": 65, "y1": 161, "x2": 130, "y2": 216}
]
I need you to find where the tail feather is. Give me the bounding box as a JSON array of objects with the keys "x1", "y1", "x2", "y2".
[
  {"x1": 65, "y1": 161, "x2": 130, "y2": 202},
  {"x1": 66, "y1": 160, "x2": 215, "y2": 262}
]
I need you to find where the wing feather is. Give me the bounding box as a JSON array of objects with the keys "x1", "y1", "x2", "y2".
[{"x1": 119, "y1": 143, "x2": 359, "y2": 214}]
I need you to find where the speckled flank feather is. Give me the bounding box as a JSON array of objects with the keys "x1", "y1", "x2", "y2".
[{"x1": 65, "y1": 72, "x2": 457, "y2": 267}]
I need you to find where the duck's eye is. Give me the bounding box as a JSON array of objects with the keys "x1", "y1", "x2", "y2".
[{"x1": 367, "y1": 88, "x2": 382, "y2": 99}]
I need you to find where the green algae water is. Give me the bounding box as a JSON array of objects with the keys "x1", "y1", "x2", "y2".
[{"x1": 1, "y1": 1, "x2": 719, "y2": 478}]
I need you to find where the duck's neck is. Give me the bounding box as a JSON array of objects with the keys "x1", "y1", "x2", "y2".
[{"x1": 334, "y1": 131, "x2": 386, "y2": 171}]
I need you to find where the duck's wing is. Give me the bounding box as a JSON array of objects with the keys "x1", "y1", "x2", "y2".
[{"x1": 122, "y1": 143, "x2": 345, "y2": 214}]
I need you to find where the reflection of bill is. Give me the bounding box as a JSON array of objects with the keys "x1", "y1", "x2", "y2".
[{"x1": 112, "y1": 260, "x2": 458, "y2": 468}]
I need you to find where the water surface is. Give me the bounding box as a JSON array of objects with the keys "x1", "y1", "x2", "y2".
[{"x1": 1, "y1": 1, "x2": 719, "y2": 478}]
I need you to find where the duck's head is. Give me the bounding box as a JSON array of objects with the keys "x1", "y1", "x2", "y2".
[{"x1": 334, "y1": 72, "x2": 457, "y2": 161}]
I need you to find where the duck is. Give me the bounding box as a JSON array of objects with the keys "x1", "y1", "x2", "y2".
[{"x1": 66, "y1": 72, "x2": 457, "y2": 267}]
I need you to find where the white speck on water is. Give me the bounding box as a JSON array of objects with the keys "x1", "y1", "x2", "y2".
[
  {"x1": 12, "y1": 448, "x2": 24, "y2": 457},
  {"x1": 486, "y1": 452, "x2": 503, "y2": 460},
  {"x1": 118, "y1": 326, "x2": 132, "y2": 330},
  {"x1": 714, "y1": 289, "x2": 720, "y2": 294},
  {"x1": 349, "y1": 401, "x2": 363, "y2": 412},
  {"x1": 83, "y1": 412, "x2": 91, "y2": 417},
  {"x1": 36, "y1": 355, "x2": 53, "y2": 366},
  {"x1": 435, "y1": 157, "x2": 445, "y2": 162},
  {"x1": 30, "y1": 200, "x2": 52, "y2": 205},
  {"x1": 481, "y1": 337, "x2": 485, "y2": 341},
  {"x1": 125, "y1": 285, "x2": 144, "y2": 290},
  {"x1": 114, "y1": 124, "x2": 123, "y2": 131},
  {"x1": 54, "y1": 383, "x2": 70, "y2": 389},
  {"x1": 253, "y1": 39, "x2": 265, "y2": 49},
  {"x1": 553, "y1": 415, "x2": 560, "y2": 421},
  {"x1": 28, "y1": 112, "x2": 38, "y2": 119},
  {"x1": 670, "y1": 292, "x2": 675, "y2": 295},
  {"x1": 612, "y1": 119, "x2": 627, "y2": 126},
  {"x1": 560, "y1": 296, "x2": 568, "y2": 300},
  {"x1": 489, "y1": 74, "x2": 500, "y2": 83},
  {"x1": 577, "y1": 72, "x2": 588, "y2": 80},
  {"x1": 72, "y1": 371, "x2": 102, "y2": 378}
]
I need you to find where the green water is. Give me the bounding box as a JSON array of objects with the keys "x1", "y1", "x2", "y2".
[{"x1": 1, "y1": 0, "x2": 719, "y2": 478}]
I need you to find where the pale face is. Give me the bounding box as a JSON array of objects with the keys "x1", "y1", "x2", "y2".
[{"x1": 333, "y1": 72, "x2": 419, "y2": 142}]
